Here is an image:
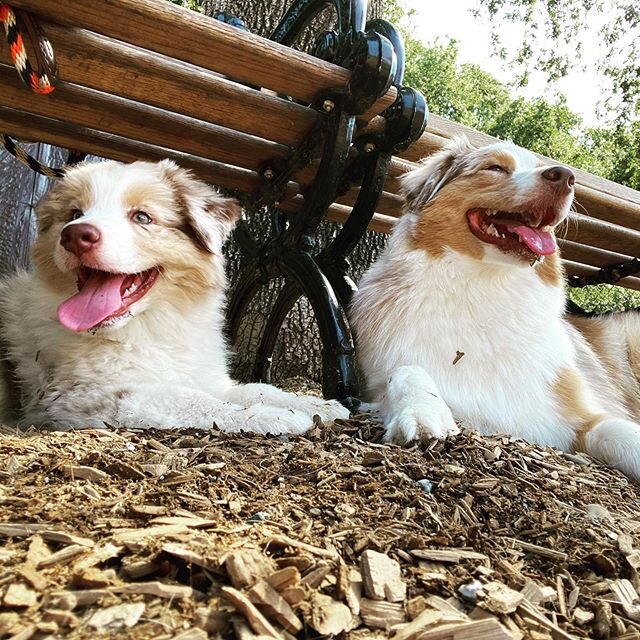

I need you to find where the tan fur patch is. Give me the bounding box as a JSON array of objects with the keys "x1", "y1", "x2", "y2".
[
  {"x1": 122, "y1": 182, "x2": 174, "y2": 215},
  {"x1": 553, "y1": 366, "x2": 605, "y2": 451},
  {"x1": 411, "y1": 193, "x2": 485, "y2": 260},
  {"x1": 535, "y1": 252, "x2": 563, "y2": 287},
  {"x1": 570, "y1": 314, "x2": 640, "y2": 421}
]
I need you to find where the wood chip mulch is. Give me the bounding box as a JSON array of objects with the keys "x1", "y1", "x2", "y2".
[{"x1": 1, "y1": 416, "x2": 640, "y2": 640}]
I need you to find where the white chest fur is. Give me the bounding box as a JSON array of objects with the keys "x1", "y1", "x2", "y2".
[{"x1": 353, "y1": 231, "x2": 578, "y2": 450}]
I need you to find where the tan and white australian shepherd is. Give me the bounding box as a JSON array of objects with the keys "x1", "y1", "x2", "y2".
[
  {"x1": 0, "y1": 159, "x2": 348, "y2": 432},
  {"x1": 351, "y1": 137, "x2": 640, "y2": 479}
]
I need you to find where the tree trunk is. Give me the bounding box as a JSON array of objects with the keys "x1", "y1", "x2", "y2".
[{"x1": 204, "y1": 0, "x2": 390, "y2": 388}]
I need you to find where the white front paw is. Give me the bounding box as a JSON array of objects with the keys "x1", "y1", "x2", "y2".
[
  {"x1": 385, "y1": 401, "x2": 459, "y2": 445},
  {"x1": 217, "y1": 406, "x2": 314, "y2": 436},
  {"x1": 295, "y1": 397, "x2": 350, "y2": 423}
]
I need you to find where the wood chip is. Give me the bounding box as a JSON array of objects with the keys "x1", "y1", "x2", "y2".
[
  {"x1": 572, "y1": 607, "x2": 594, "y2": 625},
  {"x1": 415, "y1": 619, "x2": 515, "y2": 640},
  {"x1": 504, "y1": 538, "x2": 568, "y2": 562},
  {"x1": 112, "y1": 524, "x2": 190, "y2": 543},
  {"x1": 162, "y1": 542, "x2": 216, "y2": 569},
  {"x1": 0, "y1": 523, "x2": 48, "y2": 537},
  {"x1": 359, "y1": 598, "x2": 407, "y2": 629},
  {"x1": 609, "y1": 579, "x2": 640, "y2": 621},
  {"x1": 193, "y1": 607, "x2": 229, "y2": 633},
  {"x1": 267, "y1": 534, "x2": 339, "y2": 559},
  {"x1": 301, "y1": 561, "x2": 332, "y2": 588},
  {"x1": 478, "y1": 582, "x2": 524, "y2": 614},
  {"x1": 17, "y1": 566, "x2": 47, "y2": 591},
  {"x1": 264, "y1": 566, "x2": 301, "y2": 591},
  {"x1": 3, "y1": 583, "x2": 37, "y2": 608},
  {"x1": 71, "y1": 567, "x2": 115, "y2": 588},
  {"x1": 517, "y1": 602, "x2": 576, "y2": 640},
  {"x1": 224, "y1": 550, "x2": 276, "y2": 589},
  {"x1": 110, "y1": 581, "x2": 196, "y2": 600},
  {"x1": 129, "y1": 504, "x2": 168, "y2": 516},
  {"x1": 41, "y1": 530, "x2": 94, "y2": 547},
  {"x1": 394, "y1": 608, "x2": 468, "y2": 640},
  {"x1": 346, "y1": 568, "x2": 363, "y2": 615},
  {"x1": 247, "y1": 579, "x2": 303, "y2": 633},
  {"x1": 172, "y1": 629, "x2": 209, "y2": 640},
  {"x1": 62, "y1": 465, "x2": 109, "y2": 482},
  {"x1": 520, "y1": 580, "x2": 557, "y2": 606},
  {"x1": 41, "y1": 609, "x2": 78, "y2": 628},
  {"x1": 26, "y1": 536, "x2": 50, "y2": 565},
  {"x1": 36, "y1": 544, "x2": 87, "y2": 569},
  {"x1": 87, "y1": 602, "x2": 145, "y2": 631},
  {"x1": 281, "y1": 586, "x2": 306, "y2": 606},
  {"x1": 410, "y1": 549, "x2": 490, "y2": 565},
  {"x1": 360, "y1": 549, "x2": 407, "y2": 602},
  {"x1": 149, "y1": 516, "x2": 219, "y2": 528},
  {"x1": 306, "y1": 592, "x2": 353, "y2": 635},
  {"x1": 221, "y1": 586, "x2": 282, "y2": 639}
]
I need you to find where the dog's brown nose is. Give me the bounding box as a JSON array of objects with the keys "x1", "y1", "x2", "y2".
[
  {"x1": 541, "y1": 165, "x2": 575, "y2": 189},
  {"x1": 60, "y1": 223, "x2": 101, "y2": 256}
]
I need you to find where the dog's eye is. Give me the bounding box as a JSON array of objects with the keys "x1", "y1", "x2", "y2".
[
  {"x1": 132, "y1": 211, "x2": 153, "y2": 225},
  {"x1": 486, "y1": 165, "x2": 508, "y2": 173},
  {"x1": 70, "y1": 209, "x2": 84, "y2": 220}
]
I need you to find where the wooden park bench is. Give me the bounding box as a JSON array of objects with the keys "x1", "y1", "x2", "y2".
[{"x1": 1, "y1": 0, "x2": 639, "y2": 410}]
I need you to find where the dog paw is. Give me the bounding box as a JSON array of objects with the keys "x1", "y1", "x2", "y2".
[
  {"x1": 584, "y1": 417, "x2": 640, "y2": 480},
  {"x1": 218, "y1": 405, "x2": 314, "y2": 436},
  {"x1": 293, "y1": 397, "x2": 350, "y2": 423},
  {"x1": 384, "y1": 401, "x2": 459, "y2": 445}
]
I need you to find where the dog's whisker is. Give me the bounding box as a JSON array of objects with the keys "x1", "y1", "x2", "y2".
[{"x1": 571, "y1": 198, "x2": 590, "y2": 216}]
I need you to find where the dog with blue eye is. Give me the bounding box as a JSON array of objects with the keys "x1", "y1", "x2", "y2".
[{"x1": 0, "y1": 159, "x2": 349, "y2": 432}]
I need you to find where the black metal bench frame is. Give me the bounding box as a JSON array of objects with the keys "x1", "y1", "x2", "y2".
[{"x1": 221, "y1": 0, "x2": 427, "y2": 410}]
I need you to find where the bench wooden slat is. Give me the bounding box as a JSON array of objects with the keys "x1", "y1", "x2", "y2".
[
  {"x1": 559, "y1": 216, "x2": 640, "y2": 257},
  {"x1": 8, "y1": 0, "x2": 396, "y2": 119},
  {"x1": 0, "y1": 106, "x2": 263, "y2": 193},
  {"x1": 558, "y1": 239, "x2": 633, "y2": 268},
  {"x1": 563, "y1": 261, "x2": 640, "y2": 292},
  {"x1": 415, "y1": 114, "x2": 640, "y2": 209},
  {"x1": 0, "y1": 22, "x2": 317, "y2": 148},
  {"x1": 0, "y1": 65, "x2": 289, "y2": 173}
]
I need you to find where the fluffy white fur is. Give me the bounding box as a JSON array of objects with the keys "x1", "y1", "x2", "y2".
[
  {"x1": 351, "y1": 138, "x2": 640, "y2": 479},
  {"x1": 0, "y1": 159, "x2": 349, "y2": 433}
]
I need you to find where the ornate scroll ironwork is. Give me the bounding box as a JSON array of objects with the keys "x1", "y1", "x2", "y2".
[{"x1": 226, "y1": 0, "x2": 428, "y2": 410}]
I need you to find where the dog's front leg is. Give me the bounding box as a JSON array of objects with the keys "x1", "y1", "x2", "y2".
[
  {"x1": 115, "y1": 385, "x2": 315, "y2": 435},
  {"x1": 223, "y1": 383, "x2": 350, "y2": 423},
  {"x1": 382, "y1": 365, "x2": 459, "y2": 444}
]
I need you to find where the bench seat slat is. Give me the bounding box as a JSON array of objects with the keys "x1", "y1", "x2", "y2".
[
  {"x1": 9, "y1": 22, "x2": 317, "y2": 148},
  {"x1": 7, "y1": 0, "x2": 396, "y2": 119},
  {"x1": 0, "y1": 106, "x2": 263, "y2": 193},
  {"x1": 0, "y1": 65, "x2": 289, "y2": 173}
]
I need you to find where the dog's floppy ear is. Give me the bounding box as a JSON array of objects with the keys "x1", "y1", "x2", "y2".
[
  {"x1": 159, "y1": 159, "x2": 241, "y2": 254},
  {"x1": 401, "y1": 136, "x2": 475, "y2": 212}
]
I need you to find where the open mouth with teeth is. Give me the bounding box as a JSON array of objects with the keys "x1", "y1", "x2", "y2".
[
  {"x1": 466, "y1": 208, "x2": 558, "y2": 261},
  {"x1": 57, "y1": 267, "x2": 160, "y2": 332}
]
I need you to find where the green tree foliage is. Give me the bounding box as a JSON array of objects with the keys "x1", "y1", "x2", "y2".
[
  {"x1": 399, "y1": 33, "x2": 640, "y2": 191},
  {"x1": 473, "y1": 1, "x2": 639, "y2": 125}
]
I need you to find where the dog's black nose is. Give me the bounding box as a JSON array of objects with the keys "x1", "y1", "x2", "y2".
[
  {"x1": 541, "y1": 165, "x2": 575, "y2": 189},
  {"x1": 60, "y1": 223, "x2": 101, "y2": 256}
]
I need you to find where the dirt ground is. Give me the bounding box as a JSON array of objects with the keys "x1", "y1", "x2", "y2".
[{"x1": 1, "y1": 415, "x2": 640, "y2": 640}]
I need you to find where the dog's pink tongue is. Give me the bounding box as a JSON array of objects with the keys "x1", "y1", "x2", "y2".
[
  {"x1": 57, "y1": 272, "x2": 127, "y2": 332},
  {"x1": 507, "y1": 224, "x2": 557, "y2": 256}
]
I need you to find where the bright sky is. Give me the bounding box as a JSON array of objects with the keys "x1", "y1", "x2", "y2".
[{"x1": 403, "y1": 1, "x2": 605, "y2": 127}]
